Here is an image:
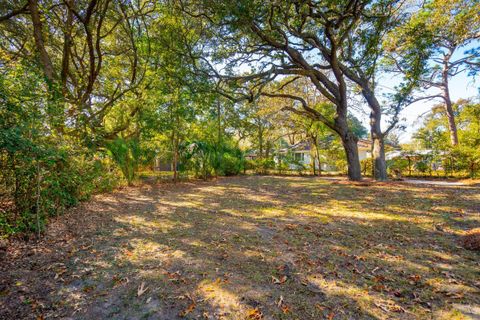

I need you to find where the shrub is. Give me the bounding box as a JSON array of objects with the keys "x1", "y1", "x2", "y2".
[
  {"x1": 221, "y1": 153, "x2": 243, "y2": 176},
  {"x1": 448, "y1": 146, "x2": 480, "y2": 178},
  {"x1": 254, "y1": 158, "x2": 275, "y2": 174},
  {"x1": 276, "y1": 160, "x2": 290, "y2": 174},
  {"x1": 387, "y1": 158, "x2": 409, "y2": 177},
  {"x1": 415, "y1": 160, "x2": 429, "y2": 173},
  {"x1": 361, "y1": 158, "x2": 373, "y2": 176},
  {"x1": 0, "y1": 142, "x2": 122, "y2": 237},
  {"x1": 106, "y1": 137, "x2": 141, "y2": 185}
]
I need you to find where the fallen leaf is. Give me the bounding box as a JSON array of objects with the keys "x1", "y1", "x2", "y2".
[
  {"x1": 408, "y1": 274, "x2": 421, "y2": 284},
  {"x1": 82, "y1": 285, "x2": 94, "y2": 293},
  {"x1": 390, "y1": 304, "x2": 405, "y2": 313},
  {"x1": 315, "y1": 303, "x2": 326, "y2": 311},
  {"x1": 271, "y1": 275, "x2": 287, "y2": 284},
  {"x1": 276, "y1": 295, "x2": 284, "y2": 307},
  {"x1": 137, "y1": 282, "x2": 148, "y2": 297},
  {"x1": 179, "y1": 302, "x2": 196, "y2": 317},
  {"x1": 372, "y1": 284, "x2": 385, "y2": 292},
  {"x1": 246, "y1": 308, "x2": 263, "y2": 319}
]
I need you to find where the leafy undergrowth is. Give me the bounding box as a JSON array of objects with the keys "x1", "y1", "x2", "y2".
[{"x1": 1, "y1": 176, "x2": 479, "y2": 319}]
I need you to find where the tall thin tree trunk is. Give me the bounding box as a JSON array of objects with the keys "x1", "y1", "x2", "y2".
[
  {"x1": 442, "y1": 87, "x2": 459, "y2": 146},
  {"x1": 311, "y1": 136, "x2": 321, "y2": 176},
  {"x1": 216, "y1": 101, "x2": 222, "y2": 178},
  {"x1": 258, "y1": 125, "x2": 264, "y2": 159},
  {"x1": 172, "y1": 112, "x2": 180, "y2": 183},
  {"x1": 315, "y1": 144, "x2": 322, "y2": 176},
  {"x1": 173, "y1": 134, "x2": 178, "y2": 183},
  {"x1": 442, "y1": 50, "x2": 459, "y2": 146},
  {"x1": 36, "y1": 160, "x2": 41, "y2": 238}
]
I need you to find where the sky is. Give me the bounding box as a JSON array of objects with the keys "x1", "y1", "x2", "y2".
[
  {"x1": 359, "y1": 41, "x2": 480, "y2": 144},
  {"x1": 397, "y1": 73, "x2": 478, "y2": 143},
  {"x1": 368, "y1": 70, "x2": 479, "y2": 144}
]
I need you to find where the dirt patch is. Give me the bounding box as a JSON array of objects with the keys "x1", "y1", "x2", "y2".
[{"x1": 1, "y1": 176, "x2": 479, "y2": 319}]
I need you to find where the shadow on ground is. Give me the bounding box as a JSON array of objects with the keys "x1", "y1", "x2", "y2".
[{"x1": 1, "y1": 176, "x2": 479, "y2": 319}]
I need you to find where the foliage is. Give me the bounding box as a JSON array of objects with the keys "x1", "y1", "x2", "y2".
[
  {"x1": 251, "y1": 158, "x2": 276, "y2": 175},
  {"x1": 0, "y1": 34, "x2": 123, "y2": 237},
  {"x1": 385, "y1": 0, "x2": 480, "y2": 146},
  {"x1": 411, "y1": 100, "x2": 480, "y2": 177},
  {"x1": 179, "y1": 140, "x2": 245, "y2": 179},
  {"x1": 220, "y1": 152, "x2": 244, "y2": 176},
  {"x1": 0, "y1": 0, "x2": 479, "y2": 238},
  {"x1": 105, "y1": 137, "x2": 141, "y2": 185},
  {"x1": 361, "y1": 158, "x2": 373, "y2": 177}
]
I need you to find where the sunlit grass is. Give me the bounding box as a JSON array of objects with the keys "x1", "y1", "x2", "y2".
[{"x1": 36, "y1": 175, "x2": 480, "y2": 319}]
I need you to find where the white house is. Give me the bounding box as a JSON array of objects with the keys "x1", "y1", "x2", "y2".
[{"x1": 275, "y1": 139, "x2": 372, "y2": 171}]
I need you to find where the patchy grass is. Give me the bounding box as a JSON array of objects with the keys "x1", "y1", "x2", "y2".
[{"x1": 1, "y1": 176, "x2": 479, "y2": 319}]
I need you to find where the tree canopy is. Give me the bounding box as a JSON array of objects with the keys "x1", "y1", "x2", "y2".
[{"x1": 0, "y1": 0, "x2": 479, "y2": 236}]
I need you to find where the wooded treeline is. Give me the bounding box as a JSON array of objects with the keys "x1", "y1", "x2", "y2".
[{"x1": 0, "y1": 0, "x2": 479, "y2": 236}]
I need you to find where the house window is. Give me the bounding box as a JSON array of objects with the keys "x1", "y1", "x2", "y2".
[{"x1": 294, "y1": 153, "x2": 304, "y2": 162}]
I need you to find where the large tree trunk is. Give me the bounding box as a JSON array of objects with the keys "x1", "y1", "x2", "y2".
[
  {"x1": 363, "y1": 89, "x2": 388, "y2": 181},
  {"x1": 29, "y1": 0, "x2": 56, "y2": 83},
  {"x1": 332, "y1": 99, "x2": 362, "y2": 181},
  {"x1": 341, "y1": 133, "x2": 362, "y2": 181},
  {"x1": 370, "y1": 115, "x2": 388, "y2": 181},
  {"x1": 372, "y1": 135, "x2": 387, "y2": 180}
]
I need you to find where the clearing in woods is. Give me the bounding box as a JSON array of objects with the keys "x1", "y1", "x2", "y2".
[{"x1": 1, "y1": 176, "x2": 479, "y2": 319}]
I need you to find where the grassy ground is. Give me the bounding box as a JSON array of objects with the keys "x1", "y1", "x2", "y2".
[{"x1": 1, "y1": 176, "x2": 479, "y2": 319}]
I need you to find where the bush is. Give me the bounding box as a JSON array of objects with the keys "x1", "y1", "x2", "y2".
[
  {"x1": 221, "y1": 153, "x2": 244, "y2": 176},
  {"x1": 106, "y1": 137, "x2": 141, "y2": 185},
  {"x1": 387, "y1": 158, "x2": 409, "y2": 177},
  {"x1": 274, "y1": 152, "x2": 306, "y2": 175},
  {"x1": 447, "y1": 147, "x2": 480, "y2": 178},
  {"x1": 178, "y1": 141, "x2": 245, "y2": 179},
  {"x1": 361, "y1": 158, "x2": 373, "y2": 176},
  {"x1": 0, "y1": 142, "x2": 121, "y2": 237},
  {"x1": 275, "y1": 160, "x2": 290, "y2": 174},
  {"x1": 0, "y1": 62, "x2": 122, "y2": 237},
  {"x1": 291, "y1": 158, "x2": 306, "y2": 175},
  {"x1": 415, "y1": 160, "x2": 429, "y2": 173},
  {"x1": 253, "y1": 158, "x2": 275, "y2": 174}
]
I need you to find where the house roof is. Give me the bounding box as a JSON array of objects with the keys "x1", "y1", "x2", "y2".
[
  {"x1": 289, "y1": 141, "x2": 311, "y2": 152},
  {"x1": 248, "y1": 138, "x2": 373, "y2": 156},
  {"x1": 357, "y1": 139, "x2": 372, "y2": 149},
  {"x1": 385, "y1": 149, "x2": 444, "y2": 160},
  {"x1": 280, "y1": 139, "x2": 373, "y2": 153}
]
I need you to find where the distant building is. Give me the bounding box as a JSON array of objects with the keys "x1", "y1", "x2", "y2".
[{"x1": 245, "y1": 139, "x2": 372, "y2": 172}]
